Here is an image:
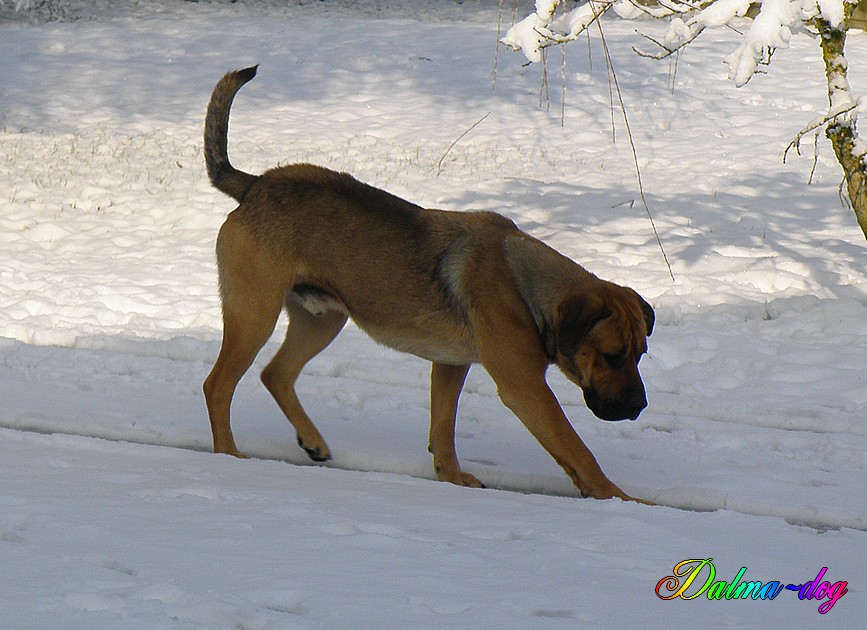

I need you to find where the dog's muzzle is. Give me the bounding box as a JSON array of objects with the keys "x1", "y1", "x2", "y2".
[{"x1": 585, "y1": 389, "x2": 647, "y2": 422}]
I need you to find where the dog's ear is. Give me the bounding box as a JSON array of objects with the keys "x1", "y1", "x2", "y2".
[
  {"x1": 556, "y1": 294, "x2": 611, "y2": 357},
  {"x1": 634, "y1": 291, "x2": 655, "y2": 336}
]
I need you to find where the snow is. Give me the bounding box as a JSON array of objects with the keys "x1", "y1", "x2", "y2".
[
  {"x1": 695, "y1": 0, "x2": 754, "y2": 29},
  {"x1": 500, "y1": 11, "x2": 553, "y2": 63},
  {"x1": 818, "y1": 0, "x2": 847, "y2": 28},
  {"x1": 1, "y1": 1, "x2": 865, "y2": 627},
  {"x1": 550, "y1": 2, "x2": 608, "y2": 41},
  {"x1": 501, "y1": 0, "x2": 612, "y2": 59},
  {"x1": 535, "y1": 0, "x2": 560, "y2": 21},
  {"x1": 726, "y1": 0, "x2": 799, "y2": 87}
]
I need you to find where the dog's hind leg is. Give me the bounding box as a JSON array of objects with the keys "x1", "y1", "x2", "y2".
[
  {"x1": 203, "y1": 219, "x2": 285, "y2": 457},
  {"x1": 428, "y1": 362, "x2": 484, "y2": 488},
  {"x1": 261, "y1": 300, "x2": 347, "y2": 462},
  {"x1": 204, "y1": 295, "x2": 283, "y2": 457}
]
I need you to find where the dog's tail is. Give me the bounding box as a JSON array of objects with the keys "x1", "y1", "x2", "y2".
[{"x1": 204, "y1": 65, "x2": 259, "y2": 202}]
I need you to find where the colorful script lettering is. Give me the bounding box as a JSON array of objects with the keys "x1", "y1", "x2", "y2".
[{"x1": 656, "y1": 559, "x2": 848, "y2": 614}]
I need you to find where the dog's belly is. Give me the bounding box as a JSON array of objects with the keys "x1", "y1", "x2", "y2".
[
  {"x1": 290, "y1": 285, "x2": 477, "y2": 364},
  {"x1": 362, "y1": 324, "x2": 479, "y2": 365},
  {"x1": 363, "y1": 329, "x2": 478, "y2": 365}
]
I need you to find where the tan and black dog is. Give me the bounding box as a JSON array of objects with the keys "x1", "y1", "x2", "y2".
[{"x1": 202, "y1": 66, "x2": 655, "y2": 502}]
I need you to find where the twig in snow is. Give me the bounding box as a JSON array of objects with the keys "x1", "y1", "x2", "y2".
[
  {"x1": 596, "y1": 17, "x2": 675, "y2": 281},
  {"x1": 808, "y1": 130, "x2": 820, "y2": 186},
  {"x1": 668, "y1": 49, "x2": 680, "y2": 94},
  {"x1": 560, "y1": 44, "x2": 567, "y2": 127},
  {"x1": 493, "y1": 0, "x2": 504, "y2": 94},
  {"x1": 435, "y1": 112, "x2": 491, "y2": 176}
]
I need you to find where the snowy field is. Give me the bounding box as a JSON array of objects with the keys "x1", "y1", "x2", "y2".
[{"x1": 1, "y1": 1, "x2": 865, "y2": 627}]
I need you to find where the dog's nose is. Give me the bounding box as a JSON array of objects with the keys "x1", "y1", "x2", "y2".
[
  {"x1": 625, "y1": 393, "x2": 647, "y2": 421},
  {"x1": 585, "y1": 388, "x2": 647, "y2": 421}
]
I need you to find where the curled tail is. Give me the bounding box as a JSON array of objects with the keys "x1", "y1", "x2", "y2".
[{"x1": 204, "y1": 65, "x2": 259, "y2": 202}]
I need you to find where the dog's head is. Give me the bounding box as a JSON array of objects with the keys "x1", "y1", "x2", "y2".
[{"x1": 554, "y1": 282, "x2": 654, "y2": 421}]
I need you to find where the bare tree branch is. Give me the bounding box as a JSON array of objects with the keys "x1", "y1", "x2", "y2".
[
  {"x1": 784, "y1": 100, "x2": 860, "y2": 163},
  {"x1": 633, "y1": 25, "x2": 706, "y2": 60}
]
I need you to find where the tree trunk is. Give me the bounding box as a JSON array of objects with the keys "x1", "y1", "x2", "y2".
[{"x1": 815, "y1": 7, "x2": 867, "y2": 240}]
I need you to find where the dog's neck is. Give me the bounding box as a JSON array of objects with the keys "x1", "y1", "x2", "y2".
[{"x1": 504, "y1": 233, "x2": 595, "y2": 361}]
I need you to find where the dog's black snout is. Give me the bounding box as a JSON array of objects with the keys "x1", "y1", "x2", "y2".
[
  {"x1": 627, "y1": 402, "x2": 646, "y2": 421},
  {"x1": 587, "y1": 388, "x2": 647, "y2": 422},
  {"x1": 625, "y1": 391, "x2": 648, "y2": 421}
]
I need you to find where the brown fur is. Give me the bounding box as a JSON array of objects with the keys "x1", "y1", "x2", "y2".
[{"x1": 202, "y1": 67, "x2": 655, "y2": 502}]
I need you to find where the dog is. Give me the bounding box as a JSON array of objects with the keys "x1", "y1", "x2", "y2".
[{"x1": 202, "y1": 66, "x2": 655, "y2": 503}]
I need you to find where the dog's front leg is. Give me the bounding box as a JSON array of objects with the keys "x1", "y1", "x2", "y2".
[
  {"x1": 480, "y1": 336, "x2": 640, "y2": 501},
  {"x1": 428, "y1": 362, "x2": 484, "y2": 488},
  {"x1": 496, "y1": 374, "x2": 637, "y2": 501}
]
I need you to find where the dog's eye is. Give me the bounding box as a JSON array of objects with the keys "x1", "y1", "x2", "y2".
[{"x1": 602, "y1": 350, "x2": 626, "y2": 368}]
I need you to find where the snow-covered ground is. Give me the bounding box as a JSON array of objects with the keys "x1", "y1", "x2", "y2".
[{"x1": 1, "y1": 1, "x2": 864, "y2": 627}]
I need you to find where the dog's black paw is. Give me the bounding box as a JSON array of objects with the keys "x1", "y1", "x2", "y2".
[
  {"x1": 297, "y1": 437, "x2": 331, "y2": 462},
  {"x1": 305, "y1": 448, "x2": 331, "y2": 463}
]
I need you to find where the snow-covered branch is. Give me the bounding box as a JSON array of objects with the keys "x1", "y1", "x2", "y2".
[
  {"x1": 784, "y1": 98, "x2": 861, "y2": 161},
  {"x1": 725, "y1": 0, "x2": 800, "y2": 86},
  {"x1": 504, "y1": 0, "x2": 860, "y2": 88},
  {"x1": 501, "y1": 1, "x2": 615, "y2": 62},
  {"x1": 502, "y1": 0, "x2": 867, "y2": 237}
]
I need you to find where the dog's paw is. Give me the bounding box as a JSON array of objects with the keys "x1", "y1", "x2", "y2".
[
  {"x1": 297, "y1": 437, "x2": 331, "y2": 463},
  {"x1": 215, "y1": 447, "x2": 248, "y2": 459},
  {"x1": 456, "y1": 472, "x2": 485, "y2": 488},
  {"x1": 305, "y1": 448, "x2": 331, "y2": 463},
  {"x1": 625, "y1": 495, "x2": 656, "y2": 506},
  {"x1": 435, "y1": 464, "x2": 485, "y2": 489},
  {"x1": 586, "y1": 482, "x2": 654, "y2": 505}
]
